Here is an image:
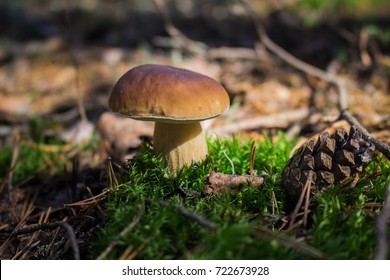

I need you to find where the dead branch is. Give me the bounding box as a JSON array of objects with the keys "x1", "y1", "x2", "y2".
[
  {"x1": 251, "y1": 225, "x2": 324, "y2": 259},
  {"x1": 374, "y1": 181, "x2": 390, "y2": 260},
  {"x1": 203, "y1": 171, "x2": 265, "y2": 195},
  {"x1": 341, "y1": 110, "x2": 390, "y2": 160},
  {"x1": 8, "y1": 221, "x2": 80, "y2": 260},
  {"x1": 146, "y1": 198, "x2": 217, "y2": 232},
  {"x1": 97, "y1": 204, "x2": 142, "y2": 260},
  {"x1": 153, "y1": 0, "x2": 206, "y2": 55},
  {"x1": 206, "y1": 47, "x2": 259, "y2": 61},
  {"x1": 211, "y1": 108, "x2": 309, "y2": 136}
]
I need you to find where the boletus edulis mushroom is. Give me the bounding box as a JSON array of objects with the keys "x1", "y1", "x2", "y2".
[{"x1": 108, "y1": 64, "x2": 230, "y2": 172}]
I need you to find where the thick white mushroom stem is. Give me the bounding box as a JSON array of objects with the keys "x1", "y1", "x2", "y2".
[{"x1": 153, "y1": 122, "x2": 208, "y2": 172}]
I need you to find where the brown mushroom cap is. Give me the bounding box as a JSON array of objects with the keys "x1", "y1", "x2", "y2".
[{"x1": 108, "y1": 64, "x2": 230, "y2": 123}]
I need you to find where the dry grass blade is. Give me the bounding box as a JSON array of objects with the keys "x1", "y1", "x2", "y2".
[
  {"x1": 5, "y1": 220, "x2": 79, "y2": 260},
  {"x1": 250, "y1": 141, "x2": 256, "y2": 176},
  {"x1": 107, "y1": 157, "x2": 119, "y2": 188},
  {"x1": 303, "y1": 178, "x2": 311, "y2": 228},
  {"x1": 66, "y1": 157, "x2": 129, "y2": 207},
  {"x1": 65, "y1": 182, "x2": 127, "y2": 207},
  {"x1": 0, "y1": 197, "x2": 35, "y2": 257},
  {"x1": 120, "y1": 240, "x2": 149, "y2": 260},
  {"x1": 288, "y1": 175, "x2": 313, "y2": 230}
]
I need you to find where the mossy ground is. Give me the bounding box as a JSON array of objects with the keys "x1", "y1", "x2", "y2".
[{"x1": 88, "y1": 134, "x2": 390, "y2": 260}]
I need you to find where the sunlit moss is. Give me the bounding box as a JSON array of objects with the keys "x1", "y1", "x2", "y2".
[{"x1": 89, "y1": 135, "x2": 390, "y2": 260}]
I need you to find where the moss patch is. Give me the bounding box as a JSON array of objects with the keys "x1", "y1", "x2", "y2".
[{"x1": 89, "y1": 135, "x2": 390, "y2": 260}]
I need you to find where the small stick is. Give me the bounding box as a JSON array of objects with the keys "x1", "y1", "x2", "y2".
[
  {"x1": 153, "y1": 0, "x2": 205, "y2": 55},
  {"x1": 251, "y1": 226, "x2": 324, "y2": 259},
  {"x1": 9, "y1": 221, "x2": 80, "y2": 260},
  {"x1": 341, "y1": 110, "x2": 390, "y2": 160},
  {"x1": 145, "y1": 198, "x2": 217, "y2": 232},
  {"x1": 97, "y1": 204, "x2": 142, "y2": 260},
  {"x1": 211, "y1": 108, "x2": 309, "y2": 136},
  {"x1": 203, "y1": 171, "x2": 265, "y2": 195}
]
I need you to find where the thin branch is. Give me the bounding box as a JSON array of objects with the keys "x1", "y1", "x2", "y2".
[
  {"x1": 9, "y1": 221, "x2": 80, "y2": 260},
  {"x1": 97, "y1": 204, "x2": 142, "y2": 260},
  {"x1": 169, "y1": 202, "x2": 217, "y2": 232},
  {"x1": 211, "y1": 108, "x2": 310, "y2": 136},
  {"x1": 153, "y1": 0, "x2": 206, "y2": 55},
  {"x1": 146, "y1": 198, "x2": 217, "y2": 232},
  {"x1": 374, "y1": 181, "x2": 390, "y2": 260},
  {"x1": 252, "y1": 226, "x2": 324, "y2": 259},
  {"x1": 341, "y1": 110, "x2": 390, "y2": 160}
]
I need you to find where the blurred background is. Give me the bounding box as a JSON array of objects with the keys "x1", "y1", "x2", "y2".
[
  {"x1": 1, "y1": 0, "x2": 389, "y2": 148},
  {"x1": 0, "y1": 0, "x2": 389, "y2": 140}
]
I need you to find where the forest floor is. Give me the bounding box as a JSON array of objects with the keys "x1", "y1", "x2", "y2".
[{"x1": 0, "y1": 1, "x2": 389, "y2": 259}]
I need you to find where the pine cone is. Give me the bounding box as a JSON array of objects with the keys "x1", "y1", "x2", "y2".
[{"x1": 281, "y1": 126, "x2": 377, "y2": 205}]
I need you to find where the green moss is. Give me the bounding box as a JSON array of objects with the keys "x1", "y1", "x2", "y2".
[
  {"x1": 89, "y1": 135, "x2": 390, "y2": 260},
  {"x1": 308, "y1": 159, "x2": 390, "y2": 259}
]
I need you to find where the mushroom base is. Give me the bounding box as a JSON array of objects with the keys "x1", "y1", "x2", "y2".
[{"x1": 153, "y1": 122, "x2": 208, "y2": 172}]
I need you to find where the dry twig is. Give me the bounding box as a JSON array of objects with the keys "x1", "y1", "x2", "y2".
[
  {"x1": 252, "y1": 226, "x2": 324, "y2": 259},
  {"x1": 340, "y1": 110, "x2": 390, "y2": 160},
  {"x1": 153, "y1": 0, "x2": 206, "y2": 55},
  {"x1": 97, "y1": 204, "x2": 142, "y2": 260},
  {"x1": 146, "y1": 198, "x2": 217, "y2": 232},
  {"x1": 211, "y1": 108, "x2": 310, "y2": 136},
  {"x1": 7, "y1": 221, "x2": 80, "y2": 260}
]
